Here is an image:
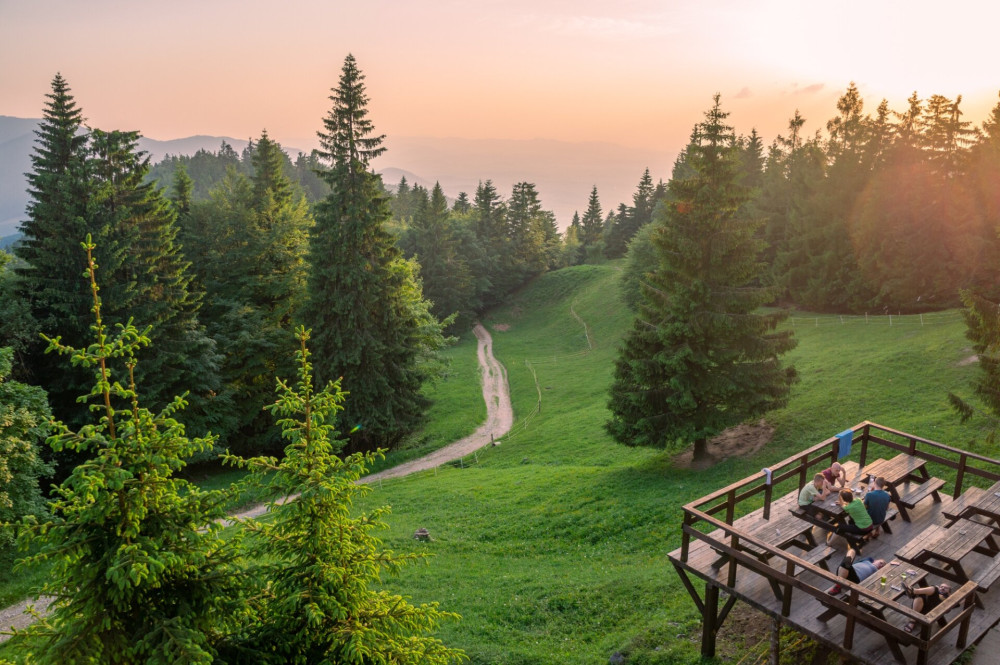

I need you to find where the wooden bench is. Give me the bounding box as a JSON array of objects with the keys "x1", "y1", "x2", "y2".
[
  {"x1": 796, "y1": 544, "x2": 837, "y2": 573},
  {"x1": 898, "y1": 477, "x2": 945, "y2": 509},
  {"x1": 973, "y1": 557, "x2": 1000, "y2": 593},
  {"x1": 942, "y1": 486, "x2": 987, "y2": 525}
]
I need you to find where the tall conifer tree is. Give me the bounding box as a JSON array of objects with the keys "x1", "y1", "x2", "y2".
[
  {"x1": 302, "y1": 54, "x2": 445, "y2": 449},
  {"x1": 176, "y1": 131, "x2": 311, "y2": 452},
  {"x1": 85, "y1": 129, "x2": 220, "y2": 426},
  {"x1": 15, "y1": 74, "x2": 94, "y2": 420},
  {"x1": 607, "y1": 96, "x2": 797, "y2": 464},
  {"x1": 580, "y1": 185, "x2": 604, "y2": 255}
]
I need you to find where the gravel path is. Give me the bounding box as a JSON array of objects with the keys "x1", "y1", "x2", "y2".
[{"x1": 1, "y1": 322, "x2": 512, "y2": 639}]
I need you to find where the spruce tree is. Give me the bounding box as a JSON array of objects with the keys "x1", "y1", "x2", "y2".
[
  {"x1": 219, "y1": 328, "x2": 465, "y2": 664},
  {"x1": 12, "y1": 240, "x2": 240, "y2": 664},
  {"x1": 302, "y1": 54, "x2": 445, "y2": 450},
  {"x1": 15, "y1": 74, "x2": 94, "y2": 423},
  {"x1": 452, "y1": 191, "x2": 471, "y2": 214},
  {"x1": 579, "y1": 185, "x2": 604, "y2": 253},
  {"x1": 506, "y1": 181, "x2": 551, "y2": 276},
  {"x1": 0, "y1": 346, "x2": 52, "y2": 555},
  {"x1": 170, "y1": 162, "x2": 194, "y2": 217},
  {"x1": 87, "y1": 129, "x2": 221, "y2": 435},
  {"x1": 607, "y1": 96, "x2": 797, "y2": 465},
  {"x1": 251, "y1": 129, "x2": 292, "y2": 207},
  {"x1": 411, "y1": 182, "x2": 474, "y2": 329},
  {"x1": 176, "y1": 130, "x2": 311, "y2": 453}
]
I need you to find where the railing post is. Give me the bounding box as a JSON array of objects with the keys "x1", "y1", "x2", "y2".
[
  {"x1": 859, "y1": 428, "x2": 869, "y2": 468},
  {"x1": 726, "y1": 489, "x2": 736, "y2": 525},
  {"x1": 955, "y1": 454, "x2": 967, "y2": 499},
  {"x1": 681, "y1": 513, "x2": 692, "y2": 562},
  {"x1": 843, "y1": 590, "x2": 857, "y2": 649}
]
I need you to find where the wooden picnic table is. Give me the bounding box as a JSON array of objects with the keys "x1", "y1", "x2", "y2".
[
  {"x1": 895, "y1": 520, "x2": 999, "y2": 584},
  {"x1": 943, "y1": 480, "x2": 1000, "y2": 532},
  {"x1": 792, "y1": 480, "x2": 879, "y2": 549},
  {"x1": 863, "y1": 454, "x2": 932, "y2": 522},
  {"x1": 818, "y1": 561, "x2": 931, "y2": 663},
  {"x1": 711, "y1": 492, "x2": 817, "y2": 572}
]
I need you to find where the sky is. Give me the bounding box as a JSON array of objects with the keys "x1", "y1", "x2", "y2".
[{"x1": 2, "y1": 0, "x2": 1000, "y2": 225}]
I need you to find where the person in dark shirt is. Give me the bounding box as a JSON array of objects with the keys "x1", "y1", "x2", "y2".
[
  {"x1": 863, "y1": 476, "x2": 892, "y2": 536},
  {"x1": 903, "y1": 583, "x2": 952, "y2": 632}
]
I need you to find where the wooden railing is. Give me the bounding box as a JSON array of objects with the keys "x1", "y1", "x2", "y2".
[
  {"x1": 684, "y1": 421, "x2": 1000, "y2": 530},
  {"x1": 675, "y1": 421, "x2": 1000, "y2": 664},
  {"x1": 677, "y1": 507, "x2": 976, "y2": 662}
]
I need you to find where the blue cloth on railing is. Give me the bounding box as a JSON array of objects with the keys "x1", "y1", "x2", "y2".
[{"x1": 837, "y1": 429, "x2": 853, "y2": 459}]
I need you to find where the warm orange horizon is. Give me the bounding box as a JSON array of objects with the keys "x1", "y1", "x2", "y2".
[{"x1": 3, "y1": 0, "x2": 999, "y2": 224}]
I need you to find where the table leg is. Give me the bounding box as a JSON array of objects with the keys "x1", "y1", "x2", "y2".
[
  {"x1": 884, "y1": 636, "x2": 907, "y2": 664},
  {"x1": 890, "y1": 489, "x2": 911, "y2": 522}
]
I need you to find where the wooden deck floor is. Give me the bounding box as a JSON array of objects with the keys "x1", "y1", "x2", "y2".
[{"x1": 669, "y1": 485, "x2": 1000, "y2": 665}]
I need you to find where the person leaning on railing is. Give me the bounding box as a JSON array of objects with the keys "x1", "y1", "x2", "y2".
[{"x1": 826, "y1": 489, "x2": 874, "y2": 545}]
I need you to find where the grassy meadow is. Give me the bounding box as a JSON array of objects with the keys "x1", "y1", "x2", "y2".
[{"x1": 355, "y1": 262, "x2": 995, "y2": 664}]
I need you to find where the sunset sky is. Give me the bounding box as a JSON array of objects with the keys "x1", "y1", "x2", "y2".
[{"x1": 3, "y1": 0, "x2": 999, "y2": 225}]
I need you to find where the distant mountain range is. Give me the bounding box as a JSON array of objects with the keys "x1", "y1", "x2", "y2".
[{"x1": 0, "y1": 115, "x2": 673, "y2": 236}]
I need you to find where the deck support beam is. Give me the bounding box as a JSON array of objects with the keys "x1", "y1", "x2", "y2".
[
  {"x1": 694, "y1": 580, "x2": 740, "y2": 660},
  {"x1": 701, "y1": 583, "x2": 719, "y2": 658},
  {"x1": 769, "y1": 615, "x2": 781, "y2": 665}
]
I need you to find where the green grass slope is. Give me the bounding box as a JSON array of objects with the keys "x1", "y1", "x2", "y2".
[{"x1": 359, "y1": 263, "x2": 995, "y2": 665}]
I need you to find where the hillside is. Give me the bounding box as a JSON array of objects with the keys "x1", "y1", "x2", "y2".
[{"x1": 356, "y1": 262, "x2": 993, "y2": 665}]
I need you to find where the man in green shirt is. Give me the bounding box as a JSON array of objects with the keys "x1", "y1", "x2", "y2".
[{"x1": 798, "y1": 473, "x2": 829, "y2": 508}]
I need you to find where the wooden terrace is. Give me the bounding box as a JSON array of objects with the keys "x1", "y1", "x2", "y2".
[{"x1": 668, "y1": 422, "x2": 1000, "y2": 665}]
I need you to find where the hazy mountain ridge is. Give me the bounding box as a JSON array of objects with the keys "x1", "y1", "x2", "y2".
[{"x1": 0, "y1": 116, "x2": 674, "y2": 235}]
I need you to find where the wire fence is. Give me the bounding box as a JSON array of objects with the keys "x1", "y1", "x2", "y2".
[{"x1": 786, "y1": 310, "x2": 965, "y2": 328}]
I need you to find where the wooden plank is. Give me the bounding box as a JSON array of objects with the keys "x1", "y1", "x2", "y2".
[
  {"x1": 942, "y1": 487, "x2": 986, "y2": 523},
  {"x1": 899, "y1": 477, "x2": 946, "y2": 509}
]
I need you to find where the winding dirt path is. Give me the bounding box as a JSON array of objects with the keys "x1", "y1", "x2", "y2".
[
  {"x1": 1, "y1": 323, "x2": 513, "y2": 639},
  {"x1": 363, "y1": 322, "x2": 513, "y2": 482}
]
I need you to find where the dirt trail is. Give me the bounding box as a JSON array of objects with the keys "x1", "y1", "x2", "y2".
[
  {"x1": 363, "y1": 322, "x2": 513, "y2": 482},
  {"x1": 1, "y1": 323, "x2": 513, "y2": 639}
]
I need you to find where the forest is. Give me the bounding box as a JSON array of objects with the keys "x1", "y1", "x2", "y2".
[{"x1": 3, "y1": 49, "x2": 1000, "y2": 663}]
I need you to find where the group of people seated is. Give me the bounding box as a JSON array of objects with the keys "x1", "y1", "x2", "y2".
[
  {"x1": 797, "y1": 463, "x2": 951, "y2": 633},
  {"x1": 797, "y1": 462, "x2": 892, "y2": 543}
]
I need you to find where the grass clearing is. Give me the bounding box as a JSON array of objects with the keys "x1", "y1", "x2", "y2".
[{"x1": 357, "y1": 264, "x2": 993, "y2": 664}]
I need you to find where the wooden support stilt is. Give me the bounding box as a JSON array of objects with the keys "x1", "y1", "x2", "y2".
[
  {"x1": 701, "y1": 584, "x2": 719, "y2": 659},
  {"x1": 769, "y1": 615, "x2": 781, "y2": 665}
]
